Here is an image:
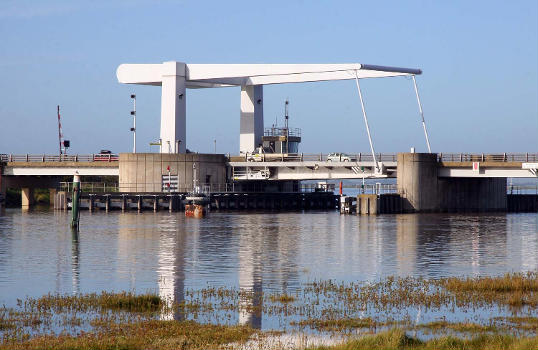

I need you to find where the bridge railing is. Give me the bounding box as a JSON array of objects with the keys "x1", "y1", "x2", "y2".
[
  {"x1": 60, "y1": 182, "x2": 119, "y2": 193},
  {"x1": 438, "y1": 153, "x2": 538, "y2": 162},
  {"x1": 344, "y1": 183, "x2": 398, "y2": 195},
  {"x1": 58, "y1": 182, "x2": 336, "y2": 194},
  {"x1": 3, "y1": 153, "x2": 537, "y2": 164},
  {"x1": 0, "y1": 154, "x2": 119, "y2": 162},
  {"x1": 508, "y1": 184, "x2": 538, "y2": 195},
  {"x1": 240, "y1": 153, "x2": 399, "y2": 162}
]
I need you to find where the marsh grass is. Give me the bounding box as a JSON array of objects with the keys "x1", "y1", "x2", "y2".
[
  {"x1": 307, "y1": 329, "x2": 538, "y2": 350},
  {"x1": 269, "y1": 293, "x2": 296, "y2": 303},
  {"x1": 25, "y1": 292, "x2": 163, "y2": 313},
  {"x1": 291, "y1": 317, "x2": 378, "y2": 332},
  {"x1": 2, "y1": 273, "x2": 538, "y2": 349},
  {"x1": 438, "y1": 272, "x2": 538, "y2": 307},
  {"x1": 416, "y1": 321, "x2": 496, "y2": 333},
  {"x1": 0, "y1": 320, "x2": 256, "y2": 350}
]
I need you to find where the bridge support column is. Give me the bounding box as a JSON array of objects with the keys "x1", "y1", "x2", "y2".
[
  {"x1": 240, "y1": 85, "x2": 264, "y2": 154},
  {"x1": 160, "y1": 61, "x2": 186, "y2": 153},
  {"x1": 0, "y1": 169, "x2": 5, "y2": 210},
  {"x1": 397, "y1": 153, "x2": 439, "y2": 212},
  {"x1": 49, "y1": 188, "x2": 57, "y2": 207},
  {"x1": 21, "y1": 188, "x2": 34, "y2": 208},
  {"x1": 397, "y1": 152, "x2": 507, "y2": 212}
]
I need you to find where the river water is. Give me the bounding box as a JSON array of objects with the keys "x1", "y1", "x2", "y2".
[{"x1": 0, "y1": 208, "x2": 537, "y2": 330}]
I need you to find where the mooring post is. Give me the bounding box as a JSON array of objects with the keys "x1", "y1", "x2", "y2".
[
  {"x1": 71, "y1": 173, "x2": 81, "y2": 230},
  {"x1": 121, "y1": 195, "x2": 126, "y2": 212},
  {"x1": 88, "y1": 195, "x2": 94, "y2": 213}
]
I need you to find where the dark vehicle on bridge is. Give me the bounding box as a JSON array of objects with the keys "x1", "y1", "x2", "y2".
[{"x1": 93, "y1": 150, "x2": 118, "y2": 161}]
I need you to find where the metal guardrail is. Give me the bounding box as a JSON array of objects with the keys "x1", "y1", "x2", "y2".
[
  {"x1": 345, "y1": 183, "x2": 398, "y2": 195},
  {"x1": 59, "y1": 182, "x2": 119, "y2": 193},
  {"x1": 508, "y1": 184, "x2": 538, "y2": 194},
  {"x1": 242, "y1": 153, "x2": 399, "y2": 162},
  {"x1": 2, "y1": 153, "x2": 537, "y2": 164},
  {"x1": 58, "y1": 182, "x2": 335, "y2": 194},
  {"x1": 55, "y1": 181, "x2": 538, "y2": 195},
  {"x1": 438, "y1": 153, "x2": 538, "y2": 162},
  {"x1": 0, "y1": 154, "x2": 118, "y2": 162},
  {"x1": 264, "y1": 127, "x2": 301, "y2": 137}
]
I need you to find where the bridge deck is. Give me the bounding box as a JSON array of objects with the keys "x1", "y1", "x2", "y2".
[{"x1": 1, "y1": 153, "x2": 537, "y2": 179}]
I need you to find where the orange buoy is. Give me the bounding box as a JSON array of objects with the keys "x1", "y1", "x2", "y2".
[{"x1": 185, "y1": 204, "x2": 206, "y2": 218}]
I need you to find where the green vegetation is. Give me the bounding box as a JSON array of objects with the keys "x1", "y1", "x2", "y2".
[
  {"x1": 1, "y1": 273, "x2": 538, "y2": 349},
  {"x1": 307, "y1": 329, "x2": 538, "y2": 350},
  {"x1": 291, "y1": 317, "x2": 377, "y2": 332},
  {"x1": 0, "y1": 320, "x2": 255, "y2": 350},
  {"x1": 268, "y1": 293, "x2": 296, "y2": 303},
  {"x1": 24, "y1": 291, "x2": 163, "y2": 313},
  {"x1": 4, "y1": 188, "x2": 49, "y2": 207},
  {"x1": 416, "y1": 321, "x2": 497, "y2": 333},
  {"x1": 5, "y1": 189, "x2": 20, "y2": 207}
]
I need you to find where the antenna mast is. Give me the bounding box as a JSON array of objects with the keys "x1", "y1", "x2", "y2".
[
  {"x1": 57, "y1": 105, "x2": 63, "y2": 155},
  {"x1": 284, "y1": 99, "x2": 289, "y2": 153},
  {"x1": 284, "y1": 98, "x2": 289, "y2": 129}
]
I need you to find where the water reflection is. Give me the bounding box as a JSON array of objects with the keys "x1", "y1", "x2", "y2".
[
  {"x1": 157, "y1": 215, "x2": 185, "y2": 321},
  {"x1": 71, "y1": 230, "x2": 80, "y2": 294},
  {"x1": 238, "y1": 223, "x2": 262, "y2": 328},
  {"x1": 0, "y1": 209, "x2": 536, "y2": 317},
  {"x1": 396, "y1": 215, "x2": 418, "y2": 276}
]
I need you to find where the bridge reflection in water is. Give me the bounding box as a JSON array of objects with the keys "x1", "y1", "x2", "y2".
[{"x1": 2, "y1": 210, "x2": 536, "y2": 328}]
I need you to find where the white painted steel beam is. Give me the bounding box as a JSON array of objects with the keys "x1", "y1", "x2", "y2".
[
  {"x1": 117, "y1": 63, "x2": 422, "y2": 86},
  {"x1": 438, "y1": 168, "x2": 537, "y2": 178},
  {"x1": 240, "y1": 85, "x2": 264, "y2": 154},
  {"x1": 160, "y1": 62, "x2": 186, "y2": 154},
  {"x1": 228, "y1": 161, "x2": 396, "y2": 168},
  {"x1": 116, "y1": 61, "x2": 421, "y2": 153}
]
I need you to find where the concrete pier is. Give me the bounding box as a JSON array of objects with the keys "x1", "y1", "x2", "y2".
[
  {"x1": 55, "y1": 192, "x2": 337, "y2": 213},
  {"x1": 21, "y1": 188, "x2": 34, "y2": 208},
  {"x1": 397, "y1": 153, "x2": 508, "y2": 212},
  {"x1": 397, "y1": 153, "x2": 439, "y2": 212}
]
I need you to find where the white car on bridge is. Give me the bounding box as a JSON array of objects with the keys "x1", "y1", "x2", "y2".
[{"x1": 327, "y1": 153, "x2": 355, "y2": 162}]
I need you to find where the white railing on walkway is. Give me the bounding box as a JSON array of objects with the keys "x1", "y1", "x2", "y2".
[
  {"x1": 438, "y1": 153, "x2": 538, "y2": 162},
  {"x1": 3, "y1": 153, "x2": 537, "y2": 164},
  {"x1": 1, "y1": 154, "x2": 118, "y2": 162},
  {"x1": 58, "y1": 182, "x2": 336, "y2": 194}
]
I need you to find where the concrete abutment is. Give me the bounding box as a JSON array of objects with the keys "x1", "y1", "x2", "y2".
[{"x1": 397, "y1": 152, "x2": 507, "y2": 213}]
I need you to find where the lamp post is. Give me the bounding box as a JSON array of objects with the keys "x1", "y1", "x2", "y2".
[{"x1": 130, "y1": 94, "x2": 136, "y2": 153}]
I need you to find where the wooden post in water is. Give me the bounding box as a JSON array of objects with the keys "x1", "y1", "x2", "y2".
[{"x1": 71, "y1": 173, "x2": 81, "y2": 230}]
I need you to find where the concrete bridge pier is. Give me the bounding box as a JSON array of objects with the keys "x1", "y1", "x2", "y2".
[
  {"x1": 397, "y1": 153, "x2": 507, "y2": 212},
  {"x1": 21, "y1": 188, "x2": 34, "y2": 208},
  {"x1": 397, "y1": 153, "x2": 439, "y2": 212},
  {"x1": 0, "y1": 168, "x2": 5, "y2": 211}
]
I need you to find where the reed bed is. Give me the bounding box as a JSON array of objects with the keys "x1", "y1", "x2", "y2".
[
  {"x1": 307, "y1": 329, "x2": 538, "y2": 350},
  {"x1": 1, "y1": 273, "x2": 537, "y2": 349}
]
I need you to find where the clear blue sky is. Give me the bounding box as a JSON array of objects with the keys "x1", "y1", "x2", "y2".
[{"x1": 0, "y1": 0, "x2": 536, "y2": 155}]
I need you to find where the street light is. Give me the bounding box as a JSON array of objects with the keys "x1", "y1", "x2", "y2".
[{"x1": 130, "y1": 94, "x2": 136, "y2": 153}]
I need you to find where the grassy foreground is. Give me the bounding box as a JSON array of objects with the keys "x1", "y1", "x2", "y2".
[
  {"x1": 1, "y1": 272, "x2": 538, "y2": 349},
  {"x1": 1, "y1": 320, "x2": 255, "y2": 350},
  {"x1": 309, "y1": 329, "x2": 538, "y2": 350}
]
